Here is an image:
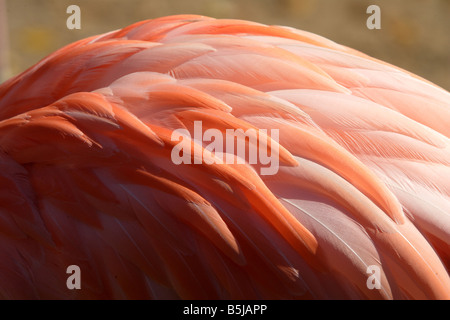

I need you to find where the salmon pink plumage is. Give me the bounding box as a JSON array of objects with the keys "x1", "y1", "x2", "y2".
[{"x1": 0, "y1": 15, "x2": 449, "y2": 300}]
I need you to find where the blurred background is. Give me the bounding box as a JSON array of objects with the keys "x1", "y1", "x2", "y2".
[{"x1": 1, "y1": 0, "x2": 449, "y2": 90}]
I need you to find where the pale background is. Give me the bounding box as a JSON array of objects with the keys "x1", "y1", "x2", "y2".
[{"x1": 1, "y1": 0, "x2": 449, "y2": 91}]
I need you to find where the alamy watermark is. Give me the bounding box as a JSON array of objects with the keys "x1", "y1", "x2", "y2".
[
  {"x1": 64, "y1": 4, "x2": 381, "y2": 32},
  {"x1": 66, "y1": 265, "x2": 81, "y2": 290},
  {"x1": 170, "y1": 121, "x2": 280, "y2": 175},
  {"x1": 366, "y1": 265, "x2": 381, "y2": 290},
  {"x1": 367, "y1": 5, "x2": 381, "y2": 30},
  {"x1": 66, "y1": 5, "x2": 81, "y2": 30}
]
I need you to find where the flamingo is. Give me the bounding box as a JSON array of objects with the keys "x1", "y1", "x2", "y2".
[{"x1": 0, "y1": 14, "x2": 449, "y2": 300}]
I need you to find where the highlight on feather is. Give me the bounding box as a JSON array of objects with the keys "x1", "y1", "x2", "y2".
[{"x1": 0, "y1": 14, "x2": 449, "y2": 300}]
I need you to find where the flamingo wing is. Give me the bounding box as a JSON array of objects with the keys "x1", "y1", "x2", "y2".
[{"x1": 0, "y1": 15, "x2": 449, "y2": 299}]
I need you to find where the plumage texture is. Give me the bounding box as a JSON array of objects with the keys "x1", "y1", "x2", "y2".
[{"x1": 0, "y1": 15, "x2": 449, "y2": 299}]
